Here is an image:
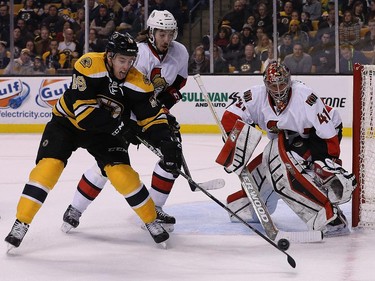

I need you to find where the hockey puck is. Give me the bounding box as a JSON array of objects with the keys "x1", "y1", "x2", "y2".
[{"x1": 277, "y1": 238, "x2": 290, "y2": 251}]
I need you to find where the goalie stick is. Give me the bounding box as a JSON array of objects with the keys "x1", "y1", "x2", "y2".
[
  {"x1": 137, "y1": 136, "x2": 296, "y2": 269},
  {"x1": 193, "y1": 74, "x2": 323, "y2": 244}
]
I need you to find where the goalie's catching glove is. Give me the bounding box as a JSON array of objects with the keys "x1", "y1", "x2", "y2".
[
  {"x1": 313, "y1": 158, "x2": 357, "y2": 205},
  {"x1": 160, "y1": 140, "x2": 182, "y2": 177}
]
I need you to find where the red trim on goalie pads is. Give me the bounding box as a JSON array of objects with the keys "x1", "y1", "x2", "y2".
[
  {"x1": 151, "y1": 173, "x2": 174, "y2": 194},
  {"x1": 77, "y1": 175, "x2": 102, "y2": 200},
  {"x1": 325, "y1": 135, "x2": 340, "y2": 159},
  {"x1": 278, "y1": 133, "x2": 335, "y2": 220},
  {"x1": 221, "y1": 111, "x2": 242, "y2": 134},
  {"x1": 226, "y1": 153, "x2": 263, "y2": 203}
]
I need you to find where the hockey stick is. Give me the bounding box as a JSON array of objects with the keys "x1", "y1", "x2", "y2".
[
  {"x1": 193, "y1": 74, "x2": 323, "y2": 244},
  {"x1": 170, "y1": 130, "x2": 224, "y2": 192},
  {"x1": 137, "y1": 136, "x2": 296, "y2": 268}
]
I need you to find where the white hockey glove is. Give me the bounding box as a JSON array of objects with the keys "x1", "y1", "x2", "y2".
[{"x1": 313, "y1": 158, "x2": 357, "y2": 205}]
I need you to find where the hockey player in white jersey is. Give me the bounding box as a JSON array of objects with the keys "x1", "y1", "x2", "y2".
[
  {"x1": 220, "y1": 61, "x2": 356, "y2": 235},
  {"x1": 61, "y1": 10, "x2": 189, "y2": 233}
]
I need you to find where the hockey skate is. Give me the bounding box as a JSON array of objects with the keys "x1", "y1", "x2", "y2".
[
  {"x1": 61, "y1": 205, "x2": 82, "y2": 233},
  {"x1": 145, "y1": 220, "x2": 169, "y2": 247},
  {"x1": 5, "y1": 219, "x2": 29, "y2": 250},
  {"x1": 155, "y1": 206, "x2": 176, "y2": 232},
  {"x1": 323, "y1": 209, "x2": 350, "y2": 237}
]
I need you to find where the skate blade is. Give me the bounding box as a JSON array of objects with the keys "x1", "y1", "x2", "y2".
[
  {"x1": 157, "y1": 241, "x2": 168, "y2": 249},
  {"x1": 6, "y1": 243, "x2": 16, "y2": 253},
  {"x1": 61, "y1": 222, "x2": 74, "y2": 233},
  {"x1": 141, "y1": 223, "x2": 174, "y2": 233}
]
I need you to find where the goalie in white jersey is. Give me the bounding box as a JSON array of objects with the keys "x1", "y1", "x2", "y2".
[
  {"x1": 61, "y1": 10, "x2": 189, "y2": 233},
  {"x1": 221, "y1": 61, "x2": 356, "y2": 235}
]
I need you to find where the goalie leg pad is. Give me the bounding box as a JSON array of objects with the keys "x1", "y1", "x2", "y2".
[
  {"x1": 226, "y1": 154, "x2": 279, "y2": 223},
  {"x1": 216, "y1": 120, "x2": 262, "y2": 175},
  {"x1": 263, "y1": 135, "x2": 337, "y2": 231}
]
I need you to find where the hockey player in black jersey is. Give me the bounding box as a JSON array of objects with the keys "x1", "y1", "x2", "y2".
[{"x1": 4, "y1": 32, "x2": 181, "y2": 249}]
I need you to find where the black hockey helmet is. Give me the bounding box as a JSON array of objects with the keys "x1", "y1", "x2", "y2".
[{"x1": 106, "y1": 32, "x2": 138, "y2": 57}]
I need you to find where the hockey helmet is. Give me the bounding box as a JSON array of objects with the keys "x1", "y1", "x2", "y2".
[
  {"x1": 106, "y1": 31, "x2": 138, "y2": 57},
  {"x1": 147, "y1": 10, "x2": 178, "y2": 41},
  {"x1": 263, "y1": 61, "x2": 291, "y2": 111}
]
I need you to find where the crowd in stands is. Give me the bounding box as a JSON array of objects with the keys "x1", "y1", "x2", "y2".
[
  {"x1": 0, "y1": 0, "x2": 374, "y2": 75},
  {"x1": 189, "y1": 0, "x2": 375, "y2": 75}
]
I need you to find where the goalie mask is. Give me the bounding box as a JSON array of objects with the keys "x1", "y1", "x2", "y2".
[
  {"x1": 263, "y1": 61, "x2": 291, "y2": 113},
  {"x1": 147, "y1": 10, "x2": 178, "y2": 48}
]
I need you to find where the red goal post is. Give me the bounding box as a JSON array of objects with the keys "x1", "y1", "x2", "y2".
[{"x1": 352, "y1": 63, "x2": 375, "y2": 228}]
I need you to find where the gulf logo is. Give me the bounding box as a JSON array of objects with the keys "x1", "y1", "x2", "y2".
[
  {"x1": 36, "y1": 79, "x2": 70, "y2": 108},
  {"x1": 0, "y1": 79, "x2": 29, "y2": 109}
]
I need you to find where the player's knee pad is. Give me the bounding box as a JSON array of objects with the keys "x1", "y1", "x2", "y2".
[
  {"x1": 313, "y1": 159, "x2": 357, "y2": 205},
  {"x1": 263, "y1": 136, "x2": 336, "y2": 231},
  {"x1": 104, "y1": 164, "x2": 141, "y2": 195},
  {"x1": 29, "y1": 158, "x2": 64, "y2": 189}
]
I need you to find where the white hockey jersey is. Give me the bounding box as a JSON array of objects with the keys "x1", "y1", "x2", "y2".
[
  {"x1": 134, "y1": 41, "x2": 189, "y2": 98},
  {"x1": 222, "y1": 80, "x2": 342, "y2": 158}
]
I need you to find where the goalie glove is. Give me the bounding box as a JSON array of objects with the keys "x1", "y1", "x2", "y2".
[{"x1": 313, "y1": 158, "x2": 357, "y2": 205}]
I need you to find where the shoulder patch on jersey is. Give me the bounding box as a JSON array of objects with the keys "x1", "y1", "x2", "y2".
[
  {"x1": 79, "y1": 57, "x2": 92, "y2": 68},
  {"x1": 243, "y1": 89, "x2": 252, "y2": 102},
  {"x1": 305, "y1": 93, "x2": 318, "y2": 106}
]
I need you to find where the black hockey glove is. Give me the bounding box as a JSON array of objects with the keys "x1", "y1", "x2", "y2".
[
  {"x1": 111, "y1": 119, "x2": 141, "y2": 145},
  {"x1": 160, "y1": 140, "x2": 182, "y2": 177}
]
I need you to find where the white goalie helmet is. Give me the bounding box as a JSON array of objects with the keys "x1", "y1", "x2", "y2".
[{"x1": 147, "y1": 10, "x2": 178, "y2": 42}]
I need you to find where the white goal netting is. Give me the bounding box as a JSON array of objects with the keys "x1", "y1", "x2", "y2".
[{"x1": 356, "y1": 65, "x2": 375, "y2": 228}]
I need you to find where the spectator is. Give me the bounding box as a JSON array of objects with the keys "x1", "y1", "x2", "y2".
[
  {"x1": 255, "y1": 2, "x2": 272, "y2": 37},
  {"x1": 254, "y1": 26, "x2": 265, "y2": 46},
  {"x1": 278, "y1": 33, "x2": 294, "y2": 62},
  {"x1": 188, "y1": 45, "x2": 210, "y2": 74},
  {"x1": 260, "y1": 45, "x2": 275, "y2": 73},
  {"x1": 106, "y1": 0, "x2": 123, "y2": 27},
  {"x1": 255, "y1": 33, "x2": 271, "y2": 58},
  {"x1": 0, "y1": 4, "x2": 10, "y2": 43},
  {"x1": 339, "y1": 44, "x2": 369, "y2": 74},
  {"x1": 0, "y1": 40, "x2": 10, "y2": 69},
  {"x1": 128, "y1": 5, "x2": 145, "y2": 40},
  {"x1": 283, "y1": 42, "x2": 313, "y2": 74},
  {"x1": 84, "y1": 28, "x2": 106, "y2": 52},
  {"x1": 32, "y1": 55, "x2": 46, "y2": 74},
  {"x1": 4, "y1": 48, "x2": 34, "y2": 75},
  {"x1": 212, "y1": 45, "x2": 229, "y2": 73},
  {"x1": 43, "y1": 39, "x2": 67, "y2": 70},
  {"x1": 285, "y1": 19, "x2": 310, "y2": 51},
  {"x1": 118, "y1": 0, "x2": 141, "y2": 34},
  {"x1": 88, "y1": 0, "x2": 100, "y2": 24},
  {"x1": 303, "y1": 0, "x2": 322, "y2": 20},
  {"x1": 13, "y1": 27, "x2": 26, "y2": 57},
  {"x1": 360, "y1": 18, "x2": 375, "y2": 50},
  {"x1": 221, "y1": 0, "x2": 249, "y2": 32},
  {"x1": 278, "y1": 1, "x2": 294, "y2": 36},
  {"x1": 34, "y1": 26, "x2": 52, "y2": 56},
  {"x1": 339, "y1": 10, "x2": 361, "y2": 49},
  {"x1": 15, "y1": 18, "x2": 34, "y2": 43},
  {"x1": 25, "y1": 40, "x2": 37, "y2": 60},
  {"x1": 352, "y1": 0, "x2": 366, "y2": 27},
  {"x1": 58, "y1": 0, "x2": 77, "y2": 21},
  {"x1": 58, "y1": 28, "x2": 79, "y2": 68},
  {"x1": 16, "y1": 0, "x2": 40, "y2": 34},
  {"x1": 71, "y1": 7, "x2": 85, "y2": 38},
  {"x1": 90, "y1": 4, "x2": 116, "y2": 39},
  {"x1": 367, "y1": 0, "x2": 375, "y2": 24},
  {"x1": 214, "y1": 26, "x2": 231, "y2": 53},
  {"x1": 309, "y1": 32, "x2": 336, "y2": 74},
  {"x1": 223, "y1": 32, "x2": 244, "y2": 70},
  {"x1": 318, "y1": 8, "x2": 336, "y2": 38},
  {"x1": 241, "y1": 23, "x2": 256, "y2": 45},
  {"x1": 41, "y1": 4, "x2": 65, "y2": 38},
  {"x1": 237, "y1": 43, "x2": 261, "y2": 73},
  {"x1": 300, "y1": 11, "x2": 313, "y2": 33}
]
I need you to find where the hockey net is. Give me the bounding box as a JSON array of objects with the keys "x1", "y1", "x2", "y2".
[{"x1": 352, "y1": 63, "x2": 375, "y2": 228}]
